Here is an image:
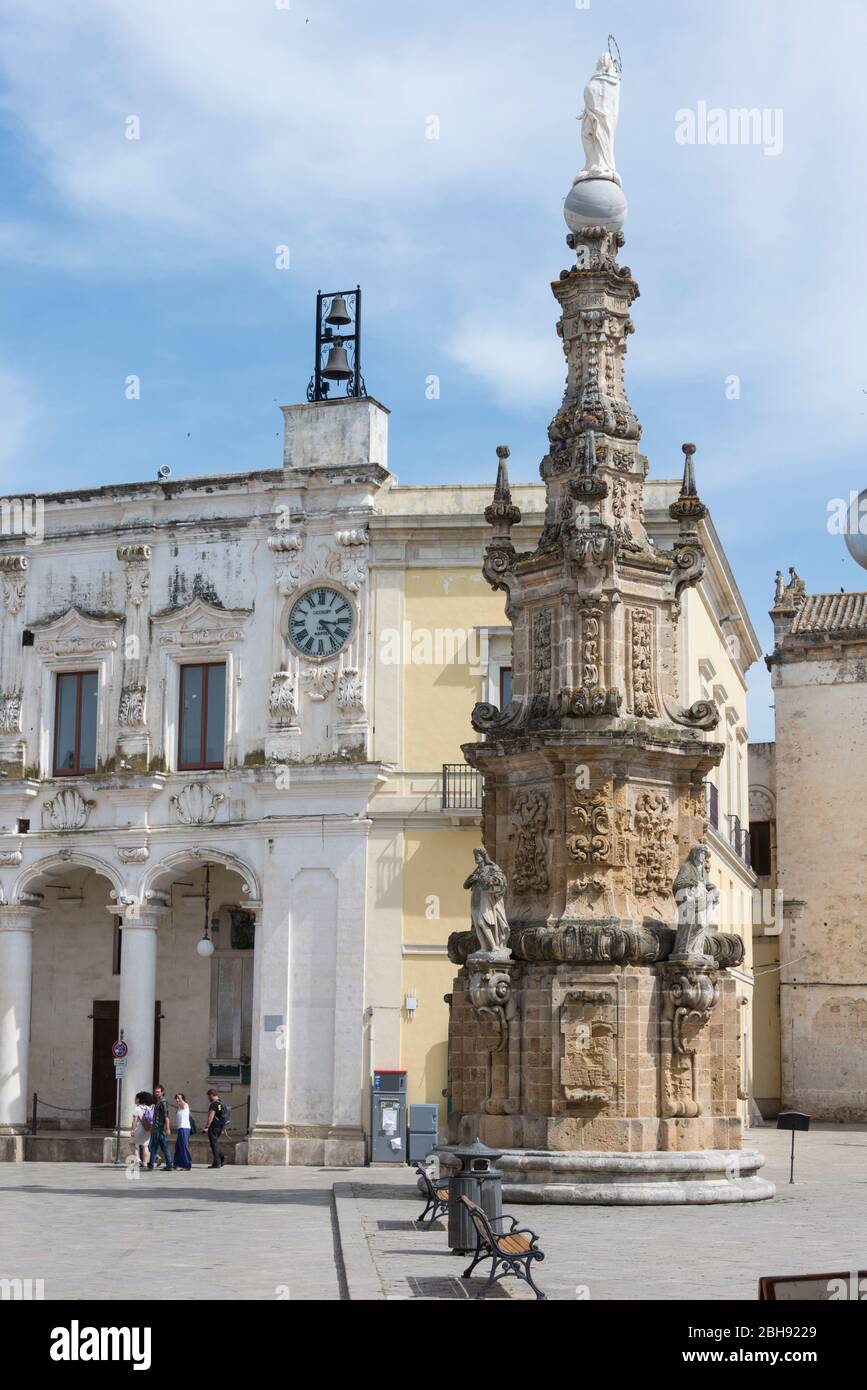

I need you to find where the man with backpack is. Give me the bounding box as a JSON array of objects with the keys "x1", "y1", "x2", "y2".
[
  {"x1": 204, "y1": 1089, "x2": 229, "y2": 1168},
  {"x1": 146, "y1": 1085, "x2": 174, "y2": 1170}
]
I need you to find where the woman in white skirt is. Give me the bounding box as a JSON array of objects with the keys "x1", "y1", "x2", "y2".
[
  {"x1": 129, "y1": 1091, "x2": 153, "y2": 1167},
  {"x1": 173, "y1": 1093, "x2": 193, "y2": 1170}
]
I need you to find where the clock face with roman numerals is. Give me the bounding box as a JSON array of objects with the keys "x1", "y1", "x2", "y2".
[{"x1": 287, "y1": 587, "x2": 354, "y2": 659}]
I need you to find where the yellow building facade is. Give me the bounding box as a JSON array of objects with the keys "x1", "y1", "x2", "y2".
[{"x1": 372, "y1": 476, "x2": 760, "y2": 1135}]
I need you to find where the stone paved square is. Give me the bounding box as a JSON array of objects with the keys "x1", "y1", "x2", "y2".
[{"x1": 1, "y1": 1126, "x2": 865, "y2": 1301}]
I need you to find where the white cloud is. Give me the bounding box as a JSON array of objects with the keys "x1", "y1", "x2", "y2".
[{"x1": 446, "y1": 319, "x2": 562, "y2": 410}]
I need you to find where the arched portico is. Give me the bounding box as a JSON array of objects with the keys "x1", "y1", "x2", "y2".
[
  {"x1": 142, "y1": 846, "x2": 261, "y2": 905},
  {"x1": 2, "y1": 852, "x2": 125, "y2": 1133},
  {"x1": 123, "y1": 849, "x2": 263, "y2": 1131}
]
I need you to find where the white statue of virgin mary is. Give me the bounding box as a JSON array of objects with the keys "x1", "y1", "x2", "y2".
[{"x1": 575, "y1": 51, "x2": 621, "y2": 186}]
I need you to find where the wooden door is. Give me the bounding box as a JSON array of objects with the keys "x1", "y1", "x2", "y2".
[{"x1": 90, "y1": 1000, "x2": 162, "y2": 1129}]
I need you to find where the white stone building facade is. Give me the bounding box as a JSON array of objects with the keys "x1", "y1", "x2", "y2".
[{"x1": 0, "y1": 398, "x2": 399, "y2": 1164}]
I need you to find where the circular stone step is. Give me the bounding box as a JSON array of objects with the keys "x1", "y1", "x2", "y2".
[{"x1": 438, "y1": 1147, "x2": 775, "y2": 1205}]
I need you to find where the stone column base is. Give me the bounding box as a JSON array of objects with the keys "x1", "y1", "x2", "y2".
[
  {"x1": 0, "y1": 1133, "x2": 26, "y2": 1162},
  {"x1": 248, "y1": 1124, "x2": 365, "y2": 1167},
  {"x1": 437, "y1": 1146, "x2": 775, "y2": 1204}
]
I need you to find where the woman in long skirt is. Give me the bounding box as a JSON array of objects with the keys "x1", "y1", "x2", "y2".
[{"x1": 173, "y1": 1093, "x2": 193, "y2": 1169}]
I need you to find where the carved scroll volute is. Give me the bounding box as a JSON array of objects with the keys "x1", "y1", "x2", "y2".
[{"x1": 660, "y1": 961, "x2": 720, "y2": 1119}]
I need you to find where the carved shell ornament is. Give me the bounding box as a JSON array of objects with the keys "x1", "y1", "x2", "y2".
[
  {"x1": 170, "y1": 782, "x2": 225, "y2": 826},
  {"x1": 43, "y1": 788, "x2": 96, "y2": 832}
]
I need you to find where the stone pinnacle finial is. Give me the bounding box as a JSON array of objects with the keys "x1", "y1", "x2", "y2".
[
  {"x1": 680, "y1": 443, "x2": 697, "y2": 497},
  {"x1": 669, "y1": 442, "x2": 706, "y2": 525},
  {"x1": 485, "y1": 445, "x2": 521, "y2": 531},
  {"x1": 494, "y1": 445, "x2": 511, "y2": 499}
]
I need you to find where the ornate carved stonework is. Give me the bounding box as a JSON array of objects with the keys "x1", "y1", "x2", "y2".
[
  {"x1": 632, "y1": 790, "x2": 674, "y2": 896},
  {"x1": 170, "y1": 782, "x2": 225, "y2": 826},
  {"x1": 560, "y1": 989, "x2": 618, "y2": 1104},
  {"x1": 119, "y1": 684, "x2": 146, "y2": 727},
  {"x1": 269, "y1": 671, "x2": 297, "y2": 720},
  {"x1": 159, "y1": 627, "x2": 243, "y2": 648},
  {"x1": 468, "y1": 966, "x2": 515, "y2": 1052},
  {"x1": 117, "y1": 546, "x2": 151, "y2": 608},
  {"x1": 336, "y1": 667, "x2": 364, "y2": 713},
  {"x1": 531, "y1": 608, "x2": 552, "y2": 697},
  {"x1": 0, "y1": 691, "x2": 22, "y2": 733},
  {"x1": 511, "y1": 790, "x2": 549, "y2": 894},
  {"x1": 567, "y1": 788, "x2": 612, "y2": 865},
  {"x1": 0, "y1": 555, "x2": 27, "y2": 615},
  {"x1": 43, "y1": 787, "x2": 95, "y2": 831},
  {"x1": 661, "y1": 961, "x2": 720, "y2": 1118},
  {"x1": 629, "y1": 607, "x2": 658, "y2": 717},
  {"x1": 0, "y1": 850, "x2": 23, "y2": 866},
  {"x1": 581, "y1": 607, "x2": 602, "y2": 686},
  {"x1": 117, "y1": 846, "x2": 149, "y2": 863},
  {"x1": 749, "y1": 786, "x2": 775, "y2": 822},
  {"x1": 272, "y1": 531, "x2": 369, "y2": 597},
  {"x1": 300, "y1": 664, "x2": 337, "y2": 702},
  {"x1": 36, "y1": 635, "x2": 117, "y2": 656}
]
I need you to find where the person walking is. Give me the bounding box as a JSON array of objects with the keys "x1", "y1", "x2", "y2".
[
  {"x1": 173, "y1": 1093, "x2": 193, "y2": 1170},
  {"x1": 204, "y1": 1089, "x2": 228, "y2": 1168},
  {"x1": 129, "y1": 1091, "x2": 153, "y2": 1168},
  {"x1": 146, "y1": 1085, "x2": 174, "y2": 1170}
]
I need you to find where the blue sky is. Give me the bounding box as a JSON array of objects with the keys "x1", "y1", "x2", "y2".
[{"x1": 1, "y1": 0, "x2": 866, "y2": 739}]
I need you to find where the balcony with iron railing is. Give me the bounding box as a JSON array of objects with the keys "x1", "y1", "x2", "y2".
[
  {"x1": 441, "y1": 763, "x2": 483, "y2": 811},
  {"x1": 726, "y1": 814, "x2": 751, "y2": 868}
]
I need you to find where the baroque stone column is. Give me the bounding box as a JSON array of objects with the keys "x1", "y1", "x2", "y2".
[
  {"x1": 0, "y1": 901, "x2": 43, "y2": 1131},
  {"x1": 441, "y1": 52, "x2": 773, "y2": 1204},
  {"x1": 117, "y1": 897, "x2": 167, "y2": 1116}
]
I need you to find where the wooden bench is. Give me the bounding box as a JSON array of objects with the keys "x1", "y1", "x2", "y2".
[
  {"x1": 460, "y1": 1194, "x2": 547, "y2": 1300},
  {"x1": 414, "y1": 1161, "x2": 450, "y2": 1227}
]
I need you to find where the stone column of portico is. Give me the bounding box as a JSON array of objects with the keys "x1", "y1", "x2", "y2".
[
  {"x1": 117, "y1": 897, "x2": 168, "y2": 1117},
  {"x1": 248, "y1": 898, "x2": 291, "y2": 1165},
  {"x1": 0, "y1": 901, "x2": 43, "y2": 1133}
]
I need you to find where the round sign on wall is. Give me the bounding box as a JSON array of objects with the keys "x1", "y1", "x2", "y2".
[{"x1": 111, "y1": 1039, "x2": 128, "y2": 1059}]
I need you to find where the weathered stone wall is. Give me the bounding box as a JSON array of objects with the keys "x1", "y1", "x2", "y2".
[{"x1": 774, "y1": 659, "x2": 867, "y2": 1119}]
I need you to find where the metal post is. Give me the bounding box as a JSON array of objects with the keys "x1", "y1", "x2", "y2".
[
  {"x1": 353, "y1": 285, "x2": 361, "y2": 398},
  {"x1": 314, "y1": 291, "x2": 322, "y2": 401},
  {"x1": 789, "y1": 1130, "x2": 795, "y2": 1184},
  {"x1": 245, "y1": 1095, "x2": 251, "y2": 1134},
  {"x1": 30, "y1": 1091, "x2": 37, "y2": 1136},
  {"x1": 113, "y1": 1027, "x2": 124, "y2": 1165}
]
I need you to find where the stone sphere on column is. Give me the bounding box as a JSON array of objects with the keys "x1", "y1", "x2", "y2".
[
  {"x1": 844, "y1": 488, "x2": 867, "y2": 570},
  {"x1": 564, "y1": 177, "x2": 628, "y2": 232}
]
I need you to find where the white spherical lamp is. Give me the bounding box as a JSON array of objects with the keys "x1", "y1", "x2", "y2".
[{"x1": 197, "y1": 935, "x2": 215, "y2": 958}]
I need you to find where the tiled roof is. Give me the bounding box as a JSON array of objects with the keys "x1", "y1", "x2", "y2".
[{"x1": 790, "y1": 592, "x2": 867, "y2": 635}]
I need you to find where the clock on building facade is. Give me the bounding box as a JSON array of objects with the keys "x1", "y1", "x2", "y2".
[{"x1": 287, "y1": 586, "x2": 354, "y2": 658}]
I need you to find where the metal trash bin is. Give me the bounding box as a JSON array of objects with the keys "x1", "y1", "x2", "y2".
[{"x1": 447, "y1": 1138, "x2": 503, "y2": 1252}]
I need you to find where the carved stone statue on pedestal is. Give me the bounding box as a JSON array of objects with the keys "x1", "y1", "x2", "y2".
[
  {"x1": 576, "y1": 51, "x2": 622, "y2": 185},
  {"x1": 672, "y1": 844, "x2": 719, "y2": 959},
  {"x1": 464, "y1": 849, "x2": 511, "y2": 959}
]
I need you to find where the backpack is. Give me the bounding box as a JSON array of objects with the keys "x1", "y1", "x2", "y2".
[
  {"x1": 213, "y1": 1100, "x2": 230, "y2": 1131},
  {"x1": 189, "y1": 1114, "x2": 197, "y2": 1135},
  {"x1": 142, "y1": 1108, "x2": 153, "y2": 1134}
]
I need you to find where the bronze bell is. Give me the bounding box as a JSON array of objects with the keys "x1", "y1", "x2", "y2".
[
  {"x1": 322, "y1": 340, "x2": 353, "y2": 380},
  {"x1": 325, "y1": 294, "x2": 352, "y2": 326}
]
